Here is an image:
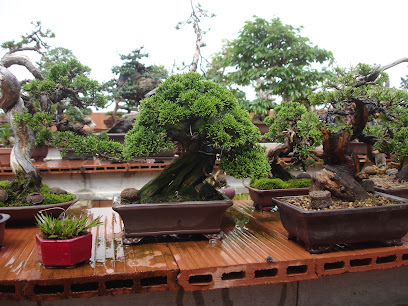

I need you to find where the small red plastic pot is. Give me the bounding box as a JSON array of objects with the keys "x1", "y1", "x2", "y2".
[{"x1": 36, "y1": 232, "x2": 92, "y2": 268}]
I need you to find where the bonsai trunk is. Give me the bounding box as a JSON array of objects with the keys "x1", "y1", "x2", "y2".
[
  {"x1": 267, "y1": 142, "x2": 295, "y2": 180},
  {"x1": 310, "y1": 128, "x2": 370, "y2": 202},
  {"x1": 139, "y1": 151, "x2": 216, "y2": 199},
  {"x1": 396, "y1": 157, "x2": 408, "y2": 181},
  {"x1": 0, "y1": 65, "x2": 41, "y2": 197}
]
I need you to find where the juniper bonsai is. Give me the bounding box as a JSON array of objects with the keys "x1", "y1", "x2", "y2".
[
  {"x1": 57, "y1": 72, "x2": 270, "y2": 202},
  {"x1": 264, "y1": 101, "x2": 322, "y2": 179},
  {"x1": 308, "y1": 60, "x2": 408, "y2": 202}
]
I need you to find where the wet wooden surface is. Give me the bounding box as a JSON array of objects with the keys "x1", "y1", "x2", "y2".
[{"x1": 1, "y1": 200, "x2": 408, "y2": 301}]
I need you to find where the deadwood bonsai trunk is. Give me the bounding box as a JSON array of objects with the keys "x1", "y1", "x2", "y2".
[
  {"x1": 0, "y1": 65, "x2": 42, "y2": 196},
  {"x1": 310, "y1": 97, "x2": 372, "y2": 202}
]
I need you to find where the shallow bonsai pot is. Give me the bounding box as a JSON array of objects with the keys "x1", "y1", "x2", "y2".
[
  {"x1": 374, "y1": 186, "x2": 408, "y2": 199},
  {"x1": 36, "y1": 232, "x2": 92, "y2": 268},
  {"x1": 0, "y1": 213, "x2": 10, "y2": 247},
  {"x1": 272, "y1": 192, "x2": 408, "y2": 254},
  {"x1": 246, "y1": 185, "x2": 309, "y2": 211},
  {"x1": 0, "y1": 196, "x2": 78, "y2": 226},
  {"x1": 112, "y1": 196, "x2": 233, "y2": 244}
]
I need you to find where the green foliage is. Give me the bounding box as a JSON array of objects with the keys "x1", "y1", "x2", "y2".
[
  {"x1": 264, "y1": 101, "x2": 322, "y2": 162},
  {"x1": 13, "y1": 111, "x2": 54, "y2": 147},
  {"x1": 36, "y1": 214, "x2": 102, "y2": 239},
  {"x1": 0, "y1": 123, "x2": 14, "y2": 147},
  {"x1": 249, "y1": 177, "x2": 310, "y2": 190},
  {"x1": 401, "y1": 75, "x2": 408, "y2": 90},
  {"x1": 208, "y1": 17, "x2": 333, "y2": 103},
  {"x1": 1, "y1": 21, "x2": 54, "y2": 52},
  {"x1": 106, "y1": 47, "x2": 168, "y2": 114},
  {"x1": 311, "y1": 63, "x2": 408, "y2": 162},
  {"x1": 124, "y1": 72, "x2": 270, "y2": 178},
  {"x1": 53, "y1": 131, "x2": 124, "y2": 160}
]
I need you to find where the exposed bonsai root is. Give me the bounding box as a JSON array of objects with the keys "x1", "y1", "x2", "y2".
[
  {"x1": 10, "y1": 173, "x2": 42, "y2": 202},
  {"x1": 311, "y1": 165, "x2": 370, "y2": 202}
]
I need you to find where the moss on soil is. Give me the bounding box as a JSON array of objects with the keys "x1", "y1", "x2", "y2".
[
  {"x1": 0, "y1": 180, "x2": 76, "y2": 207},
  {"x1": 249, "y1": 177, "x2": 310, "y2": 190}
]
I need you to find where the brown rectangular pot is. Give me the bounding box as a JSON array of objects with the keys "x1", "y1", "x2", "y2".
[
  {"x1": 112, "y1": 197, "x2": 233, "y2": 244},
  {"x1": 246, "y1": 185, "x2": 309, "y2": 211},
  {"x1": 272, "y1": 192, "x2": 408, "y2": 254}
]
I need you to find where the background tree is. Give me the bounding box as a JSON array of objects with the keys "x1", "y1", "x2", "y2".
[
  {"x1": 308, "y1": 60, "x2": 408, "y2": 202},
  {"x1": 208, "y1": 17, "x2": 333, "y2": 112},
  {"x1": 105, "y1": 48, "x2": 168, "y2": 124}
]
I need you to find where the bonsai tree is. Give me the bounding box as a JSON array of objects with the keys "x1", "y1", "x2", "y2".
[
  {"x1": 104, "y1": 47, "x2": 168, "y2": 124},
  {"x1": 0, "y1": 22, "x2": 106, "y2": 201},
  {"x1": 307, "y1": 60, "x2": 408, "y2": 202},
  {"x1": 263, "y1": 101, "x2": 322, "y2": 180},
  {"x1": 56, "y1": 72, "x2": 270, "y2": 203}
]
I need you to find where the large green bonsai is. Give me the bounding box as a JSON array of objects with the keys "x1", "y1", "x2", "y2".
[{"x1": 57, "y1": 72, "x2": 270, "y2": 203}]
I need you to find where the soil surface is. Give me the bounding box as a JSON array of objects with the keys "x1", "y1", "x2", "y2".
[
  {"x1": 285, "y1": 194, "x2": 402, "y2": 211},
  {"x1": 370, "y1": 174, "x2": 408, "y2": 189}
]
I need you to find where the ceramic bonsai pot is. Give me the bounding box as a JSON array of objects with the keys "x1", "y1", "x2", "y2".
[
  {"x1": 272, "y1": 192, "x2": 408, "y2": 254},
  {"x1": 0, "y1": 213, "x2": 10, "y2": 247},
  {"x1": 246, "y1": 185, "x2": 309, "y2": 211},
  {"x1": 0, "y1": 196, "x2": 79, "y2": 226},
  {"x1": 374, "y1": 186, "x2": 408, "y2": 199},
  {"x1": 219, "y1": 187, "x2": 236, "y2": 200},
  {"x1": 112, "y1": 196, "x2": 233, "y2": 244},
  {"x1": 31, "y1": 145, "x2": 49, "y2": 162},
  {"x1": 36, "y1": 232, "x2": 92, "y2": 268}
]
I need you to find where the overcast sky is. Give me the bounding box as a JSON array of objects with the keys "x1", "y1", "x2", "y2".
[{"x1": 1, "y1": 0, "x2": 407, "y2": 105}]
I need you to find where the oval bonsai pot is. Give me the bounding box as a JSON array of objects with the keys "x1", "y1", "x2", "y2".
[
  {"x1": 36, "y1": 232, "x2": 92, "y2": 268},
  {"x1": 112, "y1": 196, "x2": 233, "y2": 244},
  {"x1": 246, "y1": 185, "x2": 309, "y2": 211},
  {"x1": 0, "y1": 213, "x2": 10, "y2": 247},
  {"x1": 272, "y1": 192, "x2": 408, "y2": 254},
  {"x1": 0, "y1": 196, "x2": 79, "y2": 226}
]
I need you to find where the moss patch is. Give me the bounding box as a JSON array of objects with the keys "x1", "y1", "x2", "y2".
[
  {"x1": 250, "y1": 177, "x2": 310, "y2": 190},
  {"x1": 0, "y1": 180, "x2": 76, "y2": 207}
]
